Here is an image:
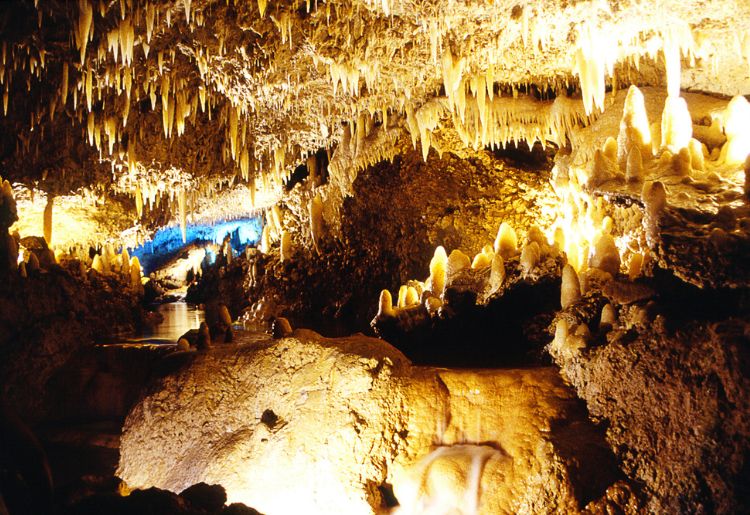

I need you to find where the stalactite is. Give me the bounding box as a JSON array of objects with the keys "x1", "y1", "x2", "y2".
[
  {"x1": 178, "y1": 189, "x2": 187, "y2": 243},
  {"x1": 43, "y1": 196, "x2": 53, "y2": 245}
]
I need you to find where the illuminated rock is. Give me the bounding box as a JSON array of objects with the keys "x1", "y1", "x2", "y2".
[
  {"x1": 119, "y1": 333, "x2": 623, "y2": 515},
  {"x1": 617, "y1": 85, "x2": 651, "y2": 170},
  {"x1": 428, "y1": 246, "x2": 448, "y2": 295},
  {"x1": 519, "y1": 242, "x2": 541, "y2": 276},
  {"x1": 43, "y1": 196, "x2": 53, "y2": 245},
  {"x1": 493, "y1": 222, "x2": 517, "y2": 259},
  {"x1": 378, "y1": 289, "x2": 395, "y2": 317},
  {"x1": 280, "y1": 231, "x2": 292, "y2": 262},
  {"x1": 447, "y1": 249, "x2": 471, "y2": 280},
  {"x1": 560, "y1": 264, "x2": 581, "y2": 309},
  {"x1": 590, "y1": 233, "x2": 620, "y2": 276}
]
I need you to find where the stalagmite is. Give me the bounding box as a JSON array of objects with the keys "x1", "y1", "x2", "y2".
[
  {"x1": 551, "y1": 319, "x2": 568, "y2": 355},
  {"x1": 603, "y1": 137, "x2": 618, "y2": 162},
  {"x1": 721, "y1": 95, "x2": 750, "y2": 164},
  {"x1": 488, "y1": 253, "x2": 504, "y2": 293},
  {"x1": 397, "y1": 285, "x2": 408, "y2": 308},
  {"x1": 628, "y1": 252, "x2": 644, "y2": 280},
  {"x1": 130, "y1": 256, "x2": 142, "y2": 290},
  {"x1": 642, "y1": 181, "x2": 667, "y2": 221},
  {"x1": 219, "y1": 304, "x2": 232, "y2": 327},
  {"x1": 27, "y1": 253, "x2": 40, "y2": 273},
  {"x1": 405, "y1": 286, "x2": 419, "y2": 307},
  {"x1": 745, "y1": 155, "x2": 750, "y2": 197},
  {"x1": 447, "y1": 249, "x2": 471, "y2": 279},
  {"x1": 197, "y1": 322, "x2": 211, "y2": 349},
  {"x1": 590, "y1": 233, "x2": 620, "y2": 276},
  {"x1": 428, "y1": 246, "x2": 448, "y2": 295},
  {"x1": 660, "y1": 95, "x2": 692, "y2": 152},
  {"x1": 471, "y1": 251, "x2": 492, "y2": 270},
  {"x1": 272, "y1": 318, "x2": 293, "y2": 339},
  {"x1": 91, "y1": 254, "x2": 103, "y2": 273},
  {"x1": 259, "y1": 225, "x2": 271, "y2": 254},
  {"x1": 617, "y1": 85, "x2": 651, "y2": 170},
  {"x1": 626, "y1": 146, "x2": 643, "y2": 183},
  {"x1": 121, "y1": 248, "x2": 130, "y2": 276},
  {"x1": 309, "y1": 194, "x2": 324, "y2": 254},
  {"x1": 43, "y1": 196, "x2": 53, "y2": 245},
  {"x1": 600, "y1": 303, "x2": 617, "y2": 328},
  {"x1": 493, "y1": 222, "x2": 517, "y2": 259},
  {"x1": 673, "y1": 147, "x2": 691, "y2": 176},
  {"x1": 688, "y1": 139, "x2": 705, "y2": 171},
  {"x1": 280, "y1": 231, "x2": 292, "y2": 262},
  {"x1": 378, "y1": 289, "x2": 395, "y2": 317},
  {"x1": 520, "y1": 242, "x2": 541, "y2": 276},
  {"x1": 561, "y1": 264, "x2": 581, "y2": 309}
]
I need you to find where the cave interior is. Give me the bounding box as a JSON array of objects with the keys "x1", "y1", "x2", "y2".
[{"x1": 1, "y1": 1, "x2": 750, "y2": 514}]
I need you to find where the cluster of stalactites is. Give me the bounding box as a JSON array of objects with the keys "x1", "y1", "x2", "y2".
[
  {"x1": 572, "y1": 22, "x2": 697, "y2": 116},
  {"x1": 1, "y1": 0, "x2": 303, "y2": 218}
]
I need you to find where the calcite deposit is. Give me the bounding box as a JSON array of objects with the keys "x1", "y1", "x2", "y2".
[{"x1": 0, "y1": 0, "x2": 749, "y2": 514}]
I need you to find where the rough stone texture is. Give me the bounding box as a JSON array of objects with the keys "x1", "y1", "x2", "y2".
[
  {"x1": 0, "y1": 262, "x2": 144, "y2": 422},
  {"x1": 190, "y1": 139, "x2": 556, "y2": 336},
  {"x1": 549, "y1": 281, "x2": 750, "y2": 514},
  {"x1": 572, "y1": 87, "x2": 750, "y2": 288},
  {"x1": 118, "y1": 331, "x2": 631, "y2": 515}
]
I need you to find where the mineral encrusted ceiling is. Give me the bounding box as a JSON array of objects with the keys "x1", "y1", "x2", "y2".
[{"x1": 1, "y1": 0, "x2": 748, "y2": 220}]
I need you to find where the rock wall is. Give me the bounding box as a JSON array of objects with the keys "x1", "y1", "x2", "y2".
[
  {"x1": 549, "y1": 276, "x2": 750, "y2": 514},
  {"x1": 191, "y1": 139, "x2": 556, "y2": 335},
  {"x1": 0, "y1": 264, "x2": 145, "y2": 422}
]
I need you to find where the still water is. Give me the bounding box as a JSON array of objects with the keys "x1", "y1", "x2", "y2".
[{"x1": 141, "y1": 301, "x2": 205, "y2": 342}]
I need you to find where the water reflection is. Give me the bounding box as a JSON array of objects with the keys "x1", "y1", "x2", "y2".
[{"x1": 140, "y1": 302, "x2": 205, "y2": 342}]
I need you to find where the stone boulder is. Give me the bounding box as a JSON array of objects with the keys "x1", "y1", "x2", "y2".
[{"x1": 119, "y1": 331, "x2": 630, "y2": 514}]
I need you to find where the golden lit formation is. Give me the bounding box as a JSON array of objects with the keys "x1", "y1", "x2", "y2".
[{"x1": 0, "y1": 1, "x2": 749, "y2": 514}]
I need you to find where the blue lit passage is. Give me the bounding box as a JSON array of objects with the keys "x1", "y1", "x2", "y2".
[{"x1": 130, "y1": 217, "x2": 263, "y2": 274}]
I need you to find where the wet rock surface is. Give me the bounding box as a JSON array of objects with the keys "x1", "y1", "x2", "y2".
[{"x1": 118, "y1": 331, "x2": 632, "y2": 514}]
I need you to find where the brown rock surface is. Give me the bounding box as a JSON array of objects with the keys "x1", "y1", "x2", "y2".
[{"x1": 118, "y1": 331, "x2": 629, "y2": 514}]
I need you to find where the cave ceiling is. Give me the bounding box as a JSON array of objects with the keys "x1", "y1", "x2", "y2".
[{"x1": 0, "y1": 0, "x2": 749, "y2": 232}]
